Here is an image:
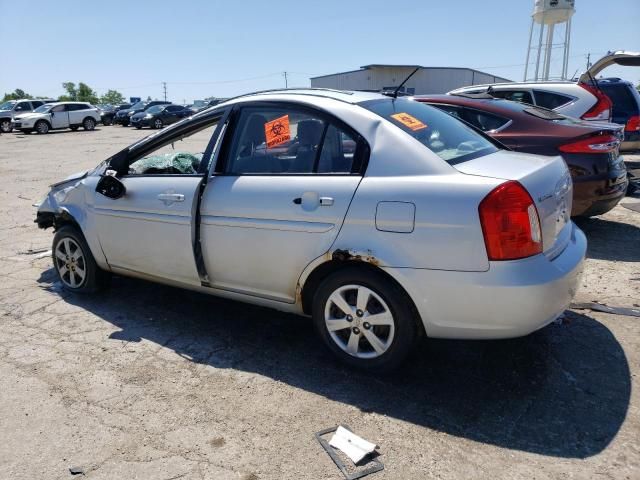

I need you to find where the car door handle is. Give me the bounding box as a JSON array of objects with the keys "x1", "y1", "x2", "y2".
[
  {"x1": 157, "y1": 193, "x2": 185, "y2": 202},
  {"x1": 319, "y1": 197, "x2": 334, "y2": 206}
]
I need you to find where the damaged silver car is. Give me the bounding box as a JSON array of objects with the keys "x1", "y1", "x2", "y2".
[{"x1": 36, "y1": 89, "x2": 586, "y2": 370}]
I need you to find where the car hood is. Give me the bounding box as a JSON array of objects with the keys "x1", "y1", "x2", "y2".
[
  {"x1": 131, "y1": 112, "x2": 149, "y2": 119},
  {"x1": 117, "y1": 109, "x2": 133, "y2": 116},
  {"x1": 15, "y1": 112, "x2": 44, "y2": 120},
  {"x1": 580, "y1": 50, "x2": 640, "y2": 83}
]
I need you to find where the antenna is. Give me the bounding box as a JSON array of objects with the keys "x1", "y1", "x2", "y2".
[{"x1": 392, "y1": 67, "x2": 420, "y2": 98}]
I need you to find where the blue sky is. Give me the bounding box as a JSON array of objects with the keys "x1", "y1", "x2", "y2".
[{"x1": 0, "y1": 0, "x2": 638, "y2": 102}]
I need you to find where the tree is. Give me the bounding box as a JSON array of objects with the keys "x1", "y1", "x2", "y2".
[
  {"x1": 77, "y1": 82, "x2": 99, "y2": 104},
  {"x1": 60, "y1": 82, "x2": 77, "y2": 101},
  {"x1": 100, "y1": 89, "x2": 125, "y2": 105},
  {"x1": 58, "y1": 82, "x2": 99, "y2": 104},
  {"x1": 2, "y1": 89, "x2": 32, "y2": 101}
]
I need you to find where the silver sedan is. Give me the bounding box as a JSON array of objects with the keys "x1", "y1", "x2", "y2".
[{"x1": 36, "y1": 89, "x2": 586, "y2": 370}]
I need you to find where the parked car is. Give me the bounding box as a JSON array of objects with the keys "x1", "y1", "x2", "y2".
[
  {"x1": 597, "y1": 77, "x2": 640, "y2": 151},
  {"x1": 415, "y1": 94, "x2": 628, "y2": 216},
  {"x1": 14, "y1": 102, "x2": 101, "y2": 134},
  {"x1": 0, "y1": 98, "x2": 56, "y2": 133},
  {"x1": 114, "y1": 100, "x2": 171, "y2": 126},
  {"x1": 450, "y1": 51, "x2": 640, "y2": 126},
  {"x1": 130, "y1": 104, "x2": 190, "y2": 129},
  {"x1": 97, "y1": 103, "x2": 131, "y2": 126},
  {"x1": 35, "y1": 89, "x2": 585, "y2": 371}
]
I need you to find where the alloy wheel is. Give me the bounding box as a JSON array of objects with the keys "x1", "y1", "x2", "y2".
[
  {"x1": 154, "y1": 119, "x2": 163, "y2": 129},
  {"x1": 324, "y1": 284, "x2": 395, "y2": 359},
  {"x1": 0, "y1": 120, "x2": 11, "y2": 133},
  {"x1": 54, "y1": 237, "x2": 87, "y2": 288},
  {"x1": 36, "y1": 121, "x2": 49, "y2": 134}
]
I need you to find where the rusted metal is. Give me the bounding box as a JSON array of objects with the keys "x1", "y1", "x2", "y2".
[{"x1": 332, "y1": 249, "x2": 380, "y2": 266}]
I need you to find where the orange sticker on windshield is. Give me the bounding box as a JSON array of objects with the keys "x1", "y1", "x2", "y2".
[
  {"x1": 265, "y1": 114, "x2": 291, "y2": 148},
  {"x1": 391, "y1": 113, "x2": 428, "y2": 131}
]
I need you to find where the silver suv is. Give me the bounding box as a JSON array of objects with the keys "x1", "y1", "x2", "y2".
[{"x1": 0, "y1": 98, "x2": 55, "y2": 133}]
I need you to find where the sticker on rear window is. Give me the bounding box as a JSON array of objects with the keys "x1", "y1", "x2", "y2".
[
  {"x1": 265, "y1": 114, "x2": 291, "y2": 148},
  {"x1": 390, "y1": 112, "x2": 428, "y2": 131}
]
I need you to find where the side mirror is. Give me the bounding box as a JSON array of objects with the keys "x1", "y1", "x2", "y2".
[{"x1": 96, "y1": 173, "x2": 126, "y2": 199}]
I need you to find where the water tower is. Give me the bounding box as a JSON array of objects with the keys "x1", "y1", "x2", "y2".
[{"x1": 524, "y1": 0, "x2": 576, "y2": 81}]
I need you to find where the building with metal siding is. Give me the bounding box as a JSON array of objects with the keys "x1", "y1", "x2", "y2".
[{"x1": 310, "y1": 64, "x2": 511, "y2": 94}]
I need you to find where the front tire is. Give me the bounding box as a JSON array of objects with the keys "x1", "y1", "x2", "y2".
[
  {"x1": 82, "y1": 117, "x2": 96, "y2": 131},
  {"x1": 52, "y1": 226, "x2": 110, "y2": 293},
  {"x1": 312, "y1": 267, "x2": 418, "y2": 372},
  {"x1": 0, "y1": 119, "x2": 12, "y2": 133},
  {"x1": 35, "y1": 120, "x2": 49, "y2": 134},
  {"x1": 153, "y1": 118, "x2": 163, "y2": 129}
]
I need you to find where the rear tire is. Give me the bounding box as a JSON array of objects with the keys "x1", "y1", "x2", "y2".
[
  {"x1": 312, "y1": 267, "x2": 418, "y2": 372},
  {"x1": 82, "y1": 117, "x2": 96, "y2": 131},
  {"x1": 0, "y1": 119, "x2": 12, "y2": 133},
  {"x1": 35, "y1": 120, "x2": 49, "y2": 134},
  {"x1": 52, "y1": 226, "x2": 110, "y2": 293}
]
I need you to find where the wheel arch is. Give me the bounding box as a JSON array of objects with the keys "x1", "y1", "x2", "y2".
[
  {"x1": 35, "y1": 118, "x2": 52, "y2": 128},
  {"x1": 299, "y1": 257, "x2": 425, "y2": 337},
  {"x1": 51, "y1": 207, "x2": 110, "y2": 270}
]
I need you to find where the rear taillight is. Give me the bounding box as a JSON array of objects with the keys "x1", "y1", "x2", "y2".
[
  {"x1": 579, "y1": 83, "x2": 613, "y2": 121},
  {"x1": 479, "y1": 181, "x2": 542, "y2": 261},
  {"x1": 626, "y1": 114, "x2": 640, "y2": 132},
  {"x1": 558, "y1": 134, "x2": 620, "y2": 153}
]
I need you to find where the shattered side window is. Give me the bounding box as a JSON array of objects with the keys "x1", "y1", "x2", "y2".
[{"x1": 128, "y1": 122, "x2": 218, "y2": 175}]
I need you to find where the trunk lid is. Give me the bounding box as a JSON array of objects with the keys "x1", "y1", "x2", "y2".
[
  {"x1": 579, "y1": 50, "x2": 640, "y2": 83},
  {"x1": 455, "y1": 150, "x2": 572, "y2": 258}
]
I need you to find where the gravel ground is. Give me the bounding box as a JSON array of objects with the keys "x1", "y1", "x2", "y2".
[{"x1": 0, "y1": 127, "x2": 639, "y2": 480}]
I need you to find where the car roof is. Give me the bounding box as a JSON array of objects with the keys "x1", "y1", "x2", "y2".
[
  {"x1": 217, "y1": 88, "x2": 385, "y2": 108},
  {"x1": 451, "y1": 81, "x2": 576, "y2": 92}
]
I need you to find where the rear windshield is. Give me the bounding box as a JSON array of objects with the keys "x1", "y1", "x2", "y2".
[{"x1": 360, "y1": 98, "x2": 498, "y2": 164}]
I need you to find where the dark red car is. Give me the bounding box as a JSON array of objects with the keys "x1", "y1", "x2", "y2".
[{"x1": 415, "y1": 94, "x2": 628, "y2": 217}]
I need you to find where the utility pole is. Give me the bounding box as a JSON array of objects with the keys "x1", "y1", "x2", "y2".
[
  {"x1": 283, "y1": 71, "x2": 288, "y2": 88},
  {"x1": 162, "y1": 82, "x2": 167, "y2": 101},
  {"x1": 586, "y1": 53, "x2": 591, "y2": 70}
]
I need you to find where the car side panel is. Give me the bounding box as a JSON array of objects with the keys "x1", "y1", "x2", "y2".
[{"x1": 331, "y1": 174, "x2": 499, "y2": 272}]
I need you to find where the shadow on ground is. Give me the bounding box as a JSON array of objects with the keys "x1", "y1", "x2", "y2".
[
  {"x1": 37, "y1": 268, "x2": 631, "y2": 460},
  {"x1": 574, "y1": 216, "x2": 640, "y2": 262}
]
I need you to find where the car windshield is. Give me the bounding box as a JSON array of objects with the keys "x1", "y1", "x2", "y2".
[
  {"x1": 0, "y1": 100, "x2": 17, "y2": 110},
  {"x1": 131, "y1": 101, "x2": 146, "y2": 110},
  {"x1": 146, "y1": 105, "x2": 164, "y2": 114},
  {"x1": 360, "y1": 98, "x2": 498, "y2": 164},
  {"x1": 34, "y1": 104, "x2": 53, "y2": 113}
]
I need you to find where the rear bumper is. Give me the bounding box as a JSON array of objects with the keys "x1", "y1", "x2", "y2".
[
  {"x1": 571, "y1": 158, "x2": 628, "y2": 216},
  {"x1": 384, "y1": 223, "x2": 586, "y2": 340}
]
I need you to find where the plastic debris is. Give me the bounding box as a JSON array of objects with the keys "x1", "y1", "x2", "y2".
[
  {"x1": 315, "y1": 425, "x2": 384, "y2": 480},
  {"x1": 329, "y1": 426, "x2": 377, "y2": 463},
  {"x1": 571, "y1": 302, "x2": 640, "y2": 318}
]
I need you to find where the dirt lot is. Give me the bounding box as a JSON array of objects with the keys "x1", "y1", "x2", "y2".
[{"x1": 0, "y1": 127, "x2": 639, "y2": 480}]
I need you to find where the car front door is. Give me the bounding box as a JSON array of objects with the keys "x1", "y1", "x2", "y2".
[
  {"x1": 199, "y1": 104, "x2": 367, "y2": 303},
  {"x1": 50, "y1": 105, "x2": 69, "y2": 128},
  {"x1": 91, "y1": 116, "x2": 223, "y2": 285}
]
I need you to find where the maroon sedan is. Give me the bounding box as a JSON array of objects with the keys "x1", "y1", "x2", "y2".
[{"x1": 415, "y1": 94, "x2": 628, "y2": 217}]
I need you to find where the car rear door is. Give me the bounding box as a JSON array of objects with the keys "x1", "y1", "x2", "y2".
[{"x1": 199, "y1": 103, "x2": 367, "y2": 303}]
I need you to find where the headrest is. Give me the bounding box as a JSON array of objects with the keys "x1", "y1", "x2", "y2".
[{"x1": 297, "y1": 119, "x2": 324, "y2": 146}]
